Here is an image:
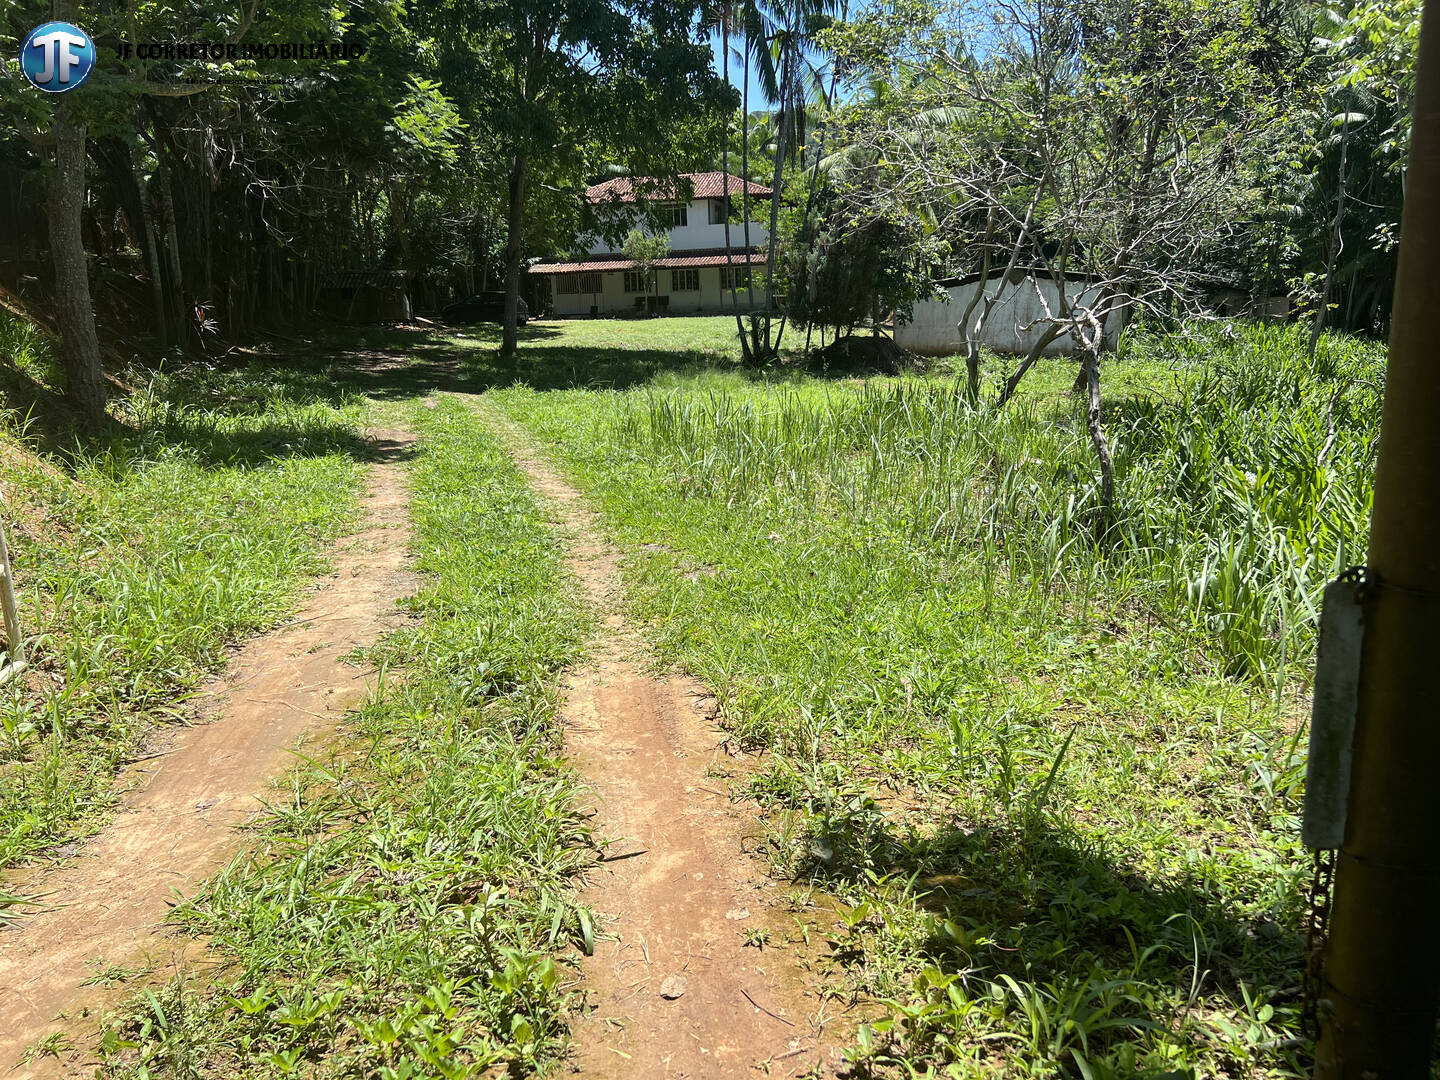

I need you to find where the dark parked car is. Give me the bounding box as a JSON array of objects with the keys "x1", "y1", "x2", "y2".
[{"x1": 441, "y1": 292, "x2": 528, "y2": 325}]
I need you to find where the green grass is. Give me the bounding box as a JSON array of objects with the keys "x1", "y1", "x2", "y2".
[
  {"x1": 0, "y1": 316, "x2": 365, "y2": 876},
  {"x1": 442, "y1": 314, "x2": 767, "y2": 391},
  {"x1": 455, "y1": 313, "x2": 750, "y2": 356},
  {"x1": 482, "y1": 320, "x2": 1381, "y2": 1077},
  {"x1": 96, "y1": 395, "x2": 593, "y2": 1078},
  {"x1": 2, "y1": 311, "x2": 1386, "y2": 1075}
]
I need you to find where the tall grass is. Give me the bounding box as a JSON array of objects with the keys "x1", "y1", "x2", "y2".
[
  {"x1": 491, "y1": 321, "x2": 1382, "y2": 1077},
  {"x1": 614, "y1": 323, "x2": 1380, "y2": 682}
]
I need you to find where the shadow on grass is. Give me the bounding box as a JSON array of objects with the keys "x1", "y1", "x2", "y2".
[
  {"x1": 190, "y1": 321, "x2": 750, "y2": 403},
  {"x1": 4, "y1": 317, "x2": 749, "y2": 472},
  {"x1": 153, "y1": 418, "x2": 383, "y2": 468},
  {"x1": 809, "y1": 814, "x2": 1307, "y2": 1069},
  {"x1": 0, "y1": 329, "x2": 436, "y2": 470},
  {"x1": 335, "y1": 322, "x2": 746, "y2": 396},
  {"x1": 0, "y1": 362, "x2": 104, "y2": 457}
]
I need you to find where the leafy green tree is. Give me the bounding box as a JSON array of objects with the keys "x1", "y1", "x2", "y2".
[
  {"x1": 779, "y1": 183, "x2": 934, "y2": 342},
  {"x1": 2, "y1": 0, "x2": 424, "y2": 366},
  {"x1": 719, "y1": 0, "x2": 840, "y2": 365},
  {"x1": 428, "y1": 0, "x2": 729, "y2": 356},
  {"x1": 821, "y1": 0, "x2": 1294, "y2": 526},
  {"x1": 1299, "y1": 0, "x2": 1419, "y2": 342},
  {"x1": 621, "y1": 228, "x2": 669, "y2": 313}
]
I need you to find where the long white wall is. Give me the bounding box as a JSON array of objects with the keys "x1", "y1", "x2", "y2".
[
  {"x1": 583, "y1": 200, "x2": 768, "y2": 255},
  {"x1": 896, "y1": 276, "x2": 1120, "y2": 356}
]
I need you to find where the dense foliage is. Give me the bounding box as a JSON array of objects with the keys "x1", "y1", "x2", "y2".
[
  {"x1": 1, "y1": 0, "x2": 1421, "y2": 417},
  {"x1": 763, "y1": 0, "x2": 1419, "y2": 351},
  {"x1": 777, "y1": 179, "x2": 937, "y2": 338},
  {"x1": 0, "y1": 0, "x2": 728, "y2": 419}
]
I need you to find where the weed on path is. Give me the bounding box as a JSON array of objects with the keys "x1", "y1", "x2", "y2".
[
  {"x1": 486, "y1": 321, "x2": 1379, "y2": 1077},
  {"x1": 0, "y1": 316, "x2": 368, "y2": 885},
  {"x1": 94, "y1": 396, "x2": 592, "y2": 1078},
  {"x1": 2, "y1": 315, "x2": 1380, "y2": 1077}
]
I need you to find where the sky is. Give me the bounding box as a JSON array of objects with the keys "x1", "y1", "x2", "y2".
[{"x1": 709, "y1": 30, "x2": 773, "y2": 110}]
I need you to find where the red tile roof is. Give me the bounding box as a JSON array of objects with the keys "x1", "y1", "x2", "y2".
[
  {"x1": 585, "y1": 172, "x2": 772, "y2": 203},
  {"x1": 529, "y1": 251, "x2": 768, "y2": 275}
]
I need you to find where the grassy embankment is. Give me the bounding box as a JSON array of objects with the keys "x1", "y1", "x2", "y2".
[
  {"x1": 0, "y1": 316, "x2": 363, "y2": 888},
  {"x1": 483, "y1": 317, "x2": 1380, "y2": 1077},
  {"x1": 97, "y1": 396, "x2": 594, "y2": 1078}
]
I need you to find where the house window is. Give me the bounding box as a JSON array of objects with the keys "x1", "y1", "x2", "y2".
[
  {"x1": 557, "y1": 272, "x2": 602, "y2": 294},
  {"x1": 657, "y1": 203, "x2": 688, "y2": 228},
  {"x1": 708, "y1": 198, "x2": 732, "y2": 225},
  {"x1": 671, "y1": 268, "x2": 700, "y2": 292},
  {"x1": 623, "y1": 269, "x2": 656, "y2": 293},
  {"x1": 721, "y1": 266, "x2": 751, "y2": 290}
]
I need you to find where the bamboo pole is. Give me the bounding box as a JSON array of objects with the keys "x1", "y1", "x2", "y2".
[{"x1": 1312, "y1": 1, "x2": 1440, "y2": 1073}]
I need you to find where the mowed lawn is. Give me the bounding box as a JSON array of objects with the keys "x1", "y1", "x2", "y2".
[
  {"x1": 474, "y1": 315, "x2": 1377, "y2": 1077},
  {"x1": 448, "y1": 314, "x2": 747, "y2": 357}
]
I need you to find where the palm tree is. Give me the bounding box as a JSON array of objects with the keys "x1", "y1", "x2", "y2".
[
  {"x1": 753, "y1": 0, "x2": 841, "y2": 363},
  {"x1": 709, "y1": 0, "x2": 841, "y2": 365},
  {"x1": 701, "y1": 0, "x2": 741, "y2": 318},
  {"x1": 702, "y1": 0, "x2": 770, "y2": 330}
]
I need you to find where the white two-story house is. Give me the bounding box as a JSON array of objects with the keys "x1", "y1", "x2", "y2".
[{"x1": 528, "y1": 172, "x2": 772, "y2": 316}]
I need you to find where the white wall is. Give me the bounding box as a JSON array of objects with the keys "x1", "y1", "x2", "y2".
[
  {"x1": 551, "y1": 272, "x2": 626, "y2": 316},
  {"x1": 583, "y1": 200, "x2": 768, "y2": 255},
  {"x1": 896, "y1": 276, "x2": 1120, "y2": 356},
  {"x1": 546, "y1": 267, "x2": 749, "y2": 316},
  {"x1": 666, "y1": 267, "x2": 705, "y2": 313}
]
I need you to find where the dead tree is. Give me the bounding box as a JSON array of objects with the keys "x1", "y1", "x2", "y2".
[{"x1": 822, "y1": 0, "x2": 1284, "y2": 530}]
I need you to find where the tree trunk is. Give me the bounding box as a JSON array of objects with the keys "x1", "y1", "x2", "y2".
[
  {"x1": 129, "y1": 144, "x2": 168, "y2": 347},
  {"x1": 958, "y1": 211, "x2": 998, "y2": 403},
  {"x1": 755, "y1": 38, "x2": 792, "y2": 364},
  {"x1": 1081, "y1": 342, "x2": 1114, "y2": 536},
  {"x1": 501, "y1": 155, "x2": 528, "y2": 358},
  {"x1": 47, "y1": 100, "x2": 106, "y2": 429},
  {"x1": 390, "y1": 178, "x2": 414, "y2": 269},
  {"x1": 965, "y1": 183, "x2": 1048, "y2": 403},
  {"x1": 740, "y1": 49, "x2": 756, "y2": 315},
  {"x1": 721, "y1": 18, "x2": 740, "y2": 323},
  {"x1": 1309, "y1": 109, "x2": 1353, "y2": 361},
  {"x1": 996, "y1": 323, "x2": 1065, "y2": 407},
  {"x1": 152, "y1": 154, "x2": 187, "y2": 347}
]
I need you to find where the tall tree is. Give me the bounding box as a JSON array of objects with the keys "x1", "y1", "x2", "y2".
[
  {"x1": 701, "y1": 0, "x2": 744, "y2": 315},
  {"x1": 4, "y1": 0, "x2": 109, "y2": 427},
  {"x1": 726, "y1": 0, "x2": 838, "y2": 365},
  {"x1": 1299, "y1": 0, "x2": 1419, "y2": 338},
  {"x1": 47, "y1": 90, "x2": 107, "y2": 428},
  {"x1": 436, "y1": 0, "x2": 726, "y2": 357}
]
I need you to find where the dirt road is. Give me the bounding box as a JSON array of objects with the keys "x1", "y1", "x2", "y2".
[
  {"x1": 470, "y1": 399, "x2": 843, "y2": 1079},
  {"x1": 0, "y1": 430, "x2": 416, "y2": 1077}
]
